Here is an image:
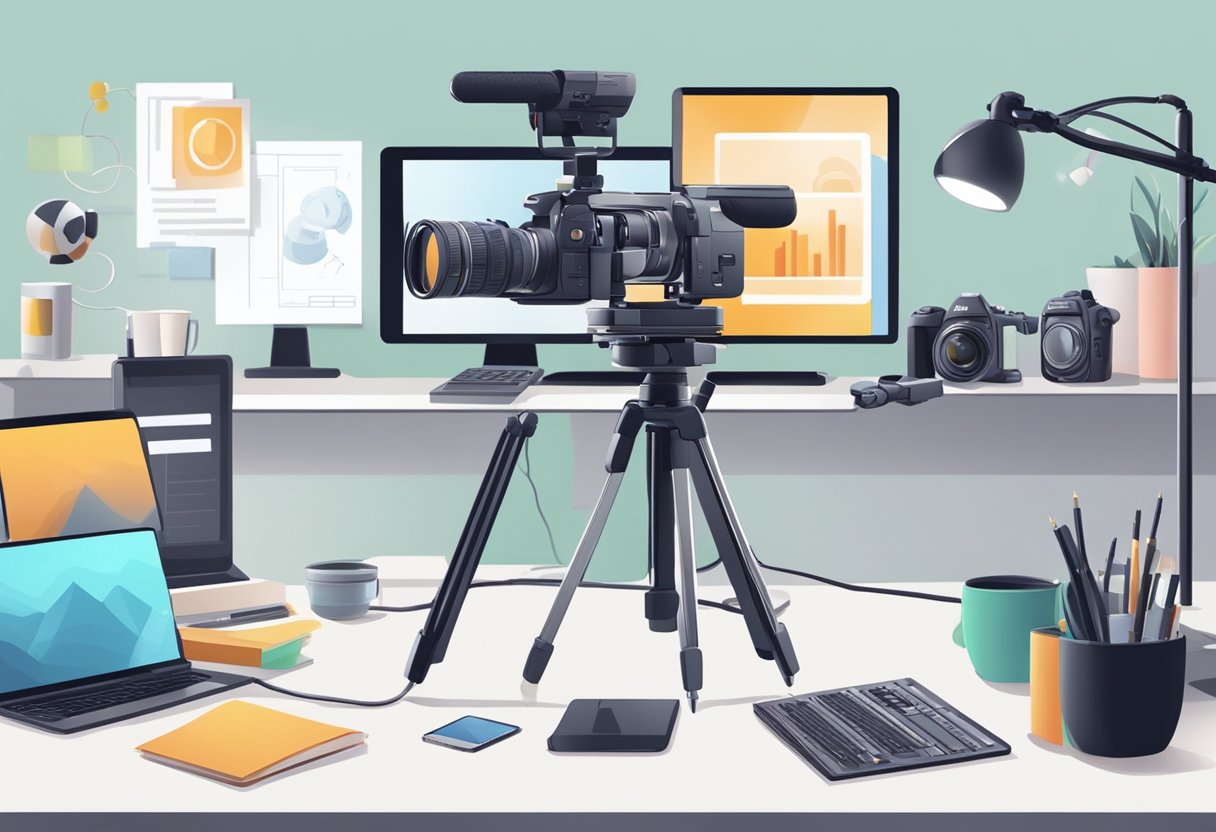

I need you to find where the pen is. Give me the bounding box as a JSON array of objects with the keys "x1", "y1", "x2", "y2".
[
  {"x1": 1149, "y1": 491, "x2": 1164, "y2": 541},
  {"x1": 1129, "y1": 509, "x2": 1142, "y2": 614},
  {"x1": 1102, "y1": 537, "x2": 1117, "y2": 594},
  {"x1": 1122, "y1": 557, "x2": 1131, "y2": 614},
  {"x1": 1066, "y1": 524, "x2": 1109, "y2": 643},
  {"x1": 1051, "y1": 517, "x2": 1094, "y2": 640},
  {"x1": 1072, "y1": 491, "x2": 1089, "y2": 572},
  {"x1": 1132, "y1": 551, "x2": 1157, "y2": 643},
  {"x1": 1158, "y1": 574, "x2": 1180, "y2": 641}
]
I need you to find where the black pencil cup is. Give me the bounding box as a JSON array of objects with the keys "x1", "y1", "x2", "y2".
[{"x1": 1059, "y1": 635, "x2": 1186, "y2": 757}]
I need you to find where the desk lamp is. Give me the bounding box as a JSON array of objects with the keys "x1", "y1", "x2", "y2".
[{"x1": 934, "y1": 91, "x2": 1215, "y2": 605}]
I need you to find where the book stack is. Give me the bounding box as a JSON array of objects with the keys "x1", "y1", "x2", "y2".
[{"x1": 179, "y1": 620, "x2": 321, "y2": 670}]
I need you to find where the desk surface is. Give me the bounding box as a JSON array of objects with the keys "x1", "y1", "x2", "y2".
[{"x1": 4, "y1": 572, "x2": 1215, "y2": 813}]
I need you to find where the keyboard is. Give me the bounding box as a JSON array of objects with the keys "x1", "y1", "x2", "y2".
[
  {"x1": 754, "y1": 677, "x2": 1010, "y2": 781},
  {"x1": 429, "y1": 366, "x2": 544, "y2": 404},
  {"x1": 3, "y1": 670, "x2": 212, "y2": 723}
]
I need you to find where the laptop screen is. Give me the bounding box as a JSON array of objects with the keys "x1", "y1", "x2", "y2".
[
  {"x1": 0, "y1": 414, "x2": 161, "y2": 543},
  {"x1": 0, "y1": 530, "x2": 181, "y2": 696}
]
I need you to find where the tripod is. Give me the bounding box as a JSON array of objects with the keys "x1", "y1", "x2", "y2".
[{"x1": 403, "y1": 335, "x2": 799, "y2": 712}]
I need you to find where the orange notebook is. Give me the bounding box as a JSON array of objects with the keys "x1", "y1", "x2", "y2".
[
  {"x1": 137, "y1": 700, "x2": 365, "y2": 786},
  {"x1": 178, "y1": 620, "x2": 321, "y2": 668}
]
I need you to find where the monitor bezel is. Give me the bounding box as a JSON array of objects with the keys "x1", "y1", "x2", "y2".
[
  {"x1": 379, "y1": 145, "x2": 673, "y2": 346},
  {"x1": 672, "y1": 86, "x2": 900, "y2": 345}
]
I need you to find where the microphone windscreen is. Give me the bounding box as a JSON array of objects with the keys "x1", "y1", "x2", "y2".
[{"x1": 450, "y1": 72, "x2": 562, "y2": 108}]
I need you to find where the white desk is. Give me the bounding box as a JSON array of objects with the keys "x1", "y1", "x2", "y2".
[{"x1": 4, "y1": 571, "x2": 1216, "y2": 813}]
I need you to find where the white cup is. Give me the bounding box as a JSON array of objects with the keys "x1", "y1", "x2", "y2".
[{"x1": 130, "y1": 310, "x2": 199, "y2": 357}]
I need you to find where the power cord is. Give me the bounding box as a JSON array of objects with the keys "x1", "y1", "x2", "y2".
[
  {"x1": 517, "y1": 437, "x2": 561, "y2": 565},
  {"x1": 696, "y1": 556, "x2": 960, "y2": 604},
  {"x1": 253, "y1": 678, "x2": 414, "y2": 707}
]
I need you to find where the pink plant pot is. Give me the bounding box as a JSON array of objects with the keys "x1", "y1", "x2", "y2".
[{"x1": 1138, "y1": 267, "x2": 1177, "y2": 380}]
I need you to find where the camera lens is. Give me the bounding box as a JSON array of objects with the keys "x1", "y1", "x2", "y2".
[
  {"x1": 935, "y1": 325, "x2": 989, "y2": 381},
  {"x1": 1043, "y1": 322, "x2": 1083, "y2": 370},
  {"x1": 404, "y1": 219, "x2": 556, "y2": 299},
  {"x1": 612, "y1": 209, "x2": 680, "y2": 280}
]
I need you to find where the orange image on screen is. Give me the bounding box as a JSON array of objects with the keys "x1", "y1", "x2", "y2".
[
  {"x1": 679, "y1": 93, "x2": 890, "y2": 337},
  {"x1": 0, "y1": 420, "x2": 159, "y2": 541}
]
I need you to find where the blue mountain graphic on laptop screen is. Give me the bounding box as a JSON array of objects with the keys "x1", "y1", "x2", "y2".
[{"x1": 0, "y1": 533, "x2": 180, "y2": 695}]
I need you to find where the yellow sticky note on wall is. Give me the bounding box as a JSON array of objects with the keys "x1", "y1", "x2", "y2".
[{"x1": 172, "y1": 105, "x2": 243, "y2": 189}]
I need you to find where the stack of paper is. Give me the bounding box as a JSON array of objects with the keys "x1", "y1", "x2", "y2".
[
  {"x1": 138, "y1": 701, "x2": 365, "y2": 787},
  {"x1": 179, "y1": 620, "x2": 320, "y2": 669}
]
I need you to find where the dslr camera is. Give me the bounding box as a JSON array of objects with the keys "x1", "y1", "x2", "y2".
[
  {"x1": 1040, "y1": 289, "x2": 1120, "y2": 383},
  {"x1": 402, "y1": 70, "x2": 795, "y2": 309},
  {"x1": 908, "y1": 293, "x2": 1038, "y2": 383}
]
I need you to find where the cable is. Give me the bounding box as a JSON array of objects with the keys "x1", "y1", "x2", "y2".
[
  {"x1": 254, "y1": 678, "x2": 414, "y2": 707},
  {"x1": 696, "y1": 556, "x2": 960, "y2": 604},
  {"x1": 518, "y1": 436, "x2": 561, "y2": 565},
  {"x1": 370, "y1": 576, "x2": 745, "y2": 614},
  {"x1": 74, "y1": 251, "x2": 115, "y2": 293},
  {"x1": 1077, "y1": 111, "x2": 1182, "y2": 155}
]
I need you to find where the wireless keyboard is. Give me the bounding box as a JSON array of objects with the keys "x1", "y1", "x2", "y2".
[
  {"x1": 754, "y1": 677, "x2": 1010, "y2": 781},
  {"x1": 429, "y1": 366, "x2": 544, "y2": 404}
]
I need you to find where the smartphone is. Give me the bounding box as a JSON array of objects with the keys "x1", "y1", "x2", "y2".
[{"x1": 422, "y1": 715, "x2": 521, "y2": 752}]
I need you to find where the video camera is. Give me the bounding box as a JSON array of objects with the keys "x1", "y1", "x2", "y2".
[{"x1": 403, "y1": 70, "x2": 796, "y2": 308}]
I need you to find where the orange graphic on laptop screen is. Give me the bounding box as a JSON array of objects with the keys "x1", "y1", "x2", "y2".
[
  {"x1": 0, "y1": 419, "x2": 159, "y2": 541},
  {"x1": 172, "y1": 105, "x2": 243, "y2": 188}
]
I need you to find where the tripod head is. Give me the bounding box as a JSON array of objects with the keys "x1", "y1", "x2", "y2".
[{"x1": 587, "y1": 301, "x2": 721, "y2": 373}]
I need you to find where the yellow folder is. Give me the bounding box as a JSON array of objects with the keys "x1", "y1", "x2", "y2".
[{"x1": 137, "y1": 700, "x2": 365, "y2": 786}]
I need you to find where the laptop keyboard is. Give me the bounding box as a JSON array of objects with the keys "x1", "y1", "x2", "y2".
[{"x1": 5, "y1": 670, "x2": 211, "y2": 723}]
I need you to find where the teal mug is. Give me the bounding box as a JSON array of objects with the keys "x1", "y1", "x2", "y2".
[{"x1": 952, "y1": 575, "x2": 1061, "y2": 683}]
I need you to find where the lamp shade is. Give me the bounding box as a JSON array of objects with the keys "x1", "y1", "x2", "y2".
[{"x1": 934, "y1": 118, "x2": 1026, "y2": 211}]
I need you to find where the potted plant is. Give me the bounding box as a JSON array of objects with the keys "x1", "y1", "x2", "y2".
[
  {"x1": 1121, "y1": 177, "x2": 1213, "y2": 379},
  {"x1": 1086, "y1": 254, "x2": 1139, "y2": 376}
]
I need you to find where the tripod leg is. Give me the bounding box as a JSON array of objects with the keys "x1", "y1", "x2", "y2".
[
  {"x1": 522, "y1": 471, "x2": 625, "y2": 683},
  {"x1": 645, "y1": 426, "x2": 679, "y2": 633},
  {"x1": 691, "y1": 435, "x2": 799, "y2": 685},
  {"x1": 671, "y1": 460, "x2": 704, "y2": 712}
]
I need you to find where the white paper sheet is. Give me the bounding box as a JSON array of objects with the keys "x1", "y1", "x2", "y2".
[
  {"x1": 135, "y1": 83, "x2": 251, "y2": 244},
  {"x1": 216, "y1": 141, "x2": 362, "y2": 325}
]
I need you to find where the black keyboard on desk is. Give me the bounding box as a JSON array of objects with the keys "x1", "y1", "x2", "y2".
[
  {"x1": 429, "y1": 366, "x2": 544, "y2": 404},
  {"x1": 4, "y1": 670, "x2": 211, "y2": 723},
  {"x1": 754, "y1": 677, "x2": 1010, "y2": 781}
]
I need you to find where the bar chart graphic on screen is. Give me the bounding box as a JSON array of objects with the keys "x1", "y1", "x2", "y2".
[{"x1": 714, "y1": 132, "x2": 871, "y2": 305}]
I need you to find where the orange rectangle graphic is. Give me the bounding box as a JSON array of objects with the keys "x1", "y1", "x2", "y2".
[
  {"x1": 796, "y1": 234, "x2": 809, "y2": 278},
  {"x1": 812, "y1": 252, "x2": 822, "y2": 276},
  {"x1": 21, "y1": 297, "x2": 53, "y2": 336},
  {"x1": 827, "y1": 210, "x2": 837, "y2": 276},
  {"x1": 789, "y1": 230, "x2": 799, "y2": 276},
  {"x1": 837, "y1": 223, "x2": 847, "y2": 276},
  {"x1": 774, "y1": 241, "x2": 786, "y2": 276}
]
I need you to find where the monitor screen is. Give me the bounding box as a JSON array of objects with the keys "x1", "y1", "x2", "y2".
[
  {"x1": 0, "y1": 414, "x2": 161, "y2": 543},
  {"x1": 382, "y1": 147, "x2": 671, "y2": 342},
  {"x1": 674, "y1": 88, "x2": 898, "y2": 342},
  {"x1": 0, "y1": 530, "x2": 180, "y2": 696}
]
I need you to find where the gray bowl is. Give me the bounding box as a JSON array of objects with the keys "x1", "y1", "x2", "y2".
[{"x1": 304, "y1": 561, "x2": 379, "y2": 621}]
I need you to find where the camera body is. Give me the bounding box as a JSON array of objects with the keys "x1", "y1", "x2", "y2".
[
  {"x1": 1040, "y1": 289, "x2": 1120, "y2": 383},
  {"x1": 402, "y1": 70, "x2": 796, "y2": 307},
  {"x1": 907, "y1": 293, "x2": 1038, "y2": 383}
]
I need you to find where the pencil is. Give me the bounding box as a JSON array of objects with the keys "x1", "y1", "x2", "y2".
[
  {"x1": 1149, "y1": 491, "x2": 1164, "y2": 541},
  {"x1": 1129, "y1": 509, "x2": 1142, "y2": 613},
  {"x1": 1102, "y1": 537, "x2": 1117, "y2": 594}
]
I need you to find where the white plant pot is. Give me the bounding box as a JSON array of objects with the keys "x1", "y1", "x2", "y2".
[
  {"x1": 1086, "y1": 267, "x2": 1139, "y2": 376},
  {"x1": 1196, "y1": 264, "x2": 1216, "y2": 380}
]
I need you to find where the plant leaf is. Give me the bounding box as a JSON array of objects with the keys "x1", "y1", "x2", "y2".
[
  {"x1": 1195, "y1": 187, "x2": 1209, "y2": 215},
  {"x1": 1131, "y1": 212, "x2": 1160, "y2": 266},
  {"x1": 1194, "y1": 233, "x2": 1216, "y2": 259},
  {"x1": 1161, "y1": 203, "x2": 1174, "y2": 264},
  {"x1": 1114, "y1": 255, "x2": 1133, "y2": 268}
]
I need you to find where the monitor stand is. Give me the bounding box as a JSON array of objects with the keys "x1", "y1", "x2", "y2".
[{"x1": 244, "y1": 326, "x2": 340, "y2": 379}]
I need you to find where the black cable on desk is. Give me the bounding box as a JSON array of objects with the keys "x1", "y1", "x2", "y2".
[
  {"x1": 253, "y1": 678, "x2": 414, "y2": 707},
  {"x1": 369, "y1": 577, "x2": 745, "y2": 614},
  {"x1": 696, "y1": 556, "x2": 962, "y2": 604}
]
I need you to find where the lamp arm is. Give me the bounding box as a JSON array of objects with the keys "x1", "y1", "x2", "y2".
[
  {"x1": 1025, "y1": 115, "x2": 1216, "y2": 183},
  {"x1": 1057, "y1": 94, "x2": 1186, "y2": 120}
]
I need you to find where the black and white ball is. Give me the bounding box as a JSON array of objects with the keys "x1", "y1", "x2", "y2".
[{"x1": 26, "y1": 199, "x2": 99, "y2": 265}]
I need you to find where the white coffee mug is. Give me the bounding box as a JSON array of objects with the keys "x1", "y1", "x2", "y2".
[
  {"x1": 130, "y1": 310, "x2": 199, "y2": 357},
  {"x1": 20, "y1": 282, "x2": 73, "y2": 360}
]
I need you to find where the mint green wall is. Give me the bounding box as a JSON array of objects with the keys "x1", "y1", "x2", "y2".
[{"x1": 4, "y1": 0, "x2": 1211, "y2": 583}]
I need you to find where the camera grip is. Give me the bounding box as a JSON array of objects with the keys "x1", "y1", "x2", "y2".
[{"x1": 997, "y1": 311, "x2": 1039, "y2": 335}]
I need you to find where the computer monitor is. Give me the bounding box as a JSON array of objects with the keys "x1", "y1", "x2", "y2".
[
  {"x1": 379, "y1": 146, "x2": 672, "y2": 366},
  {"x1": 0, "y1": 411, "x2": 161, "y2": 544},
  {"x1": 673, "y1": 87, "x2": 899, "y2": 343}
]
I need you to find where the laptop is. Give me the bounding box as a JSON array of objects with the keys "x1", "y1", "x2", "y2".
[{"x1": 0, "y1": 528, "x2": 251, "y2": 734}]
